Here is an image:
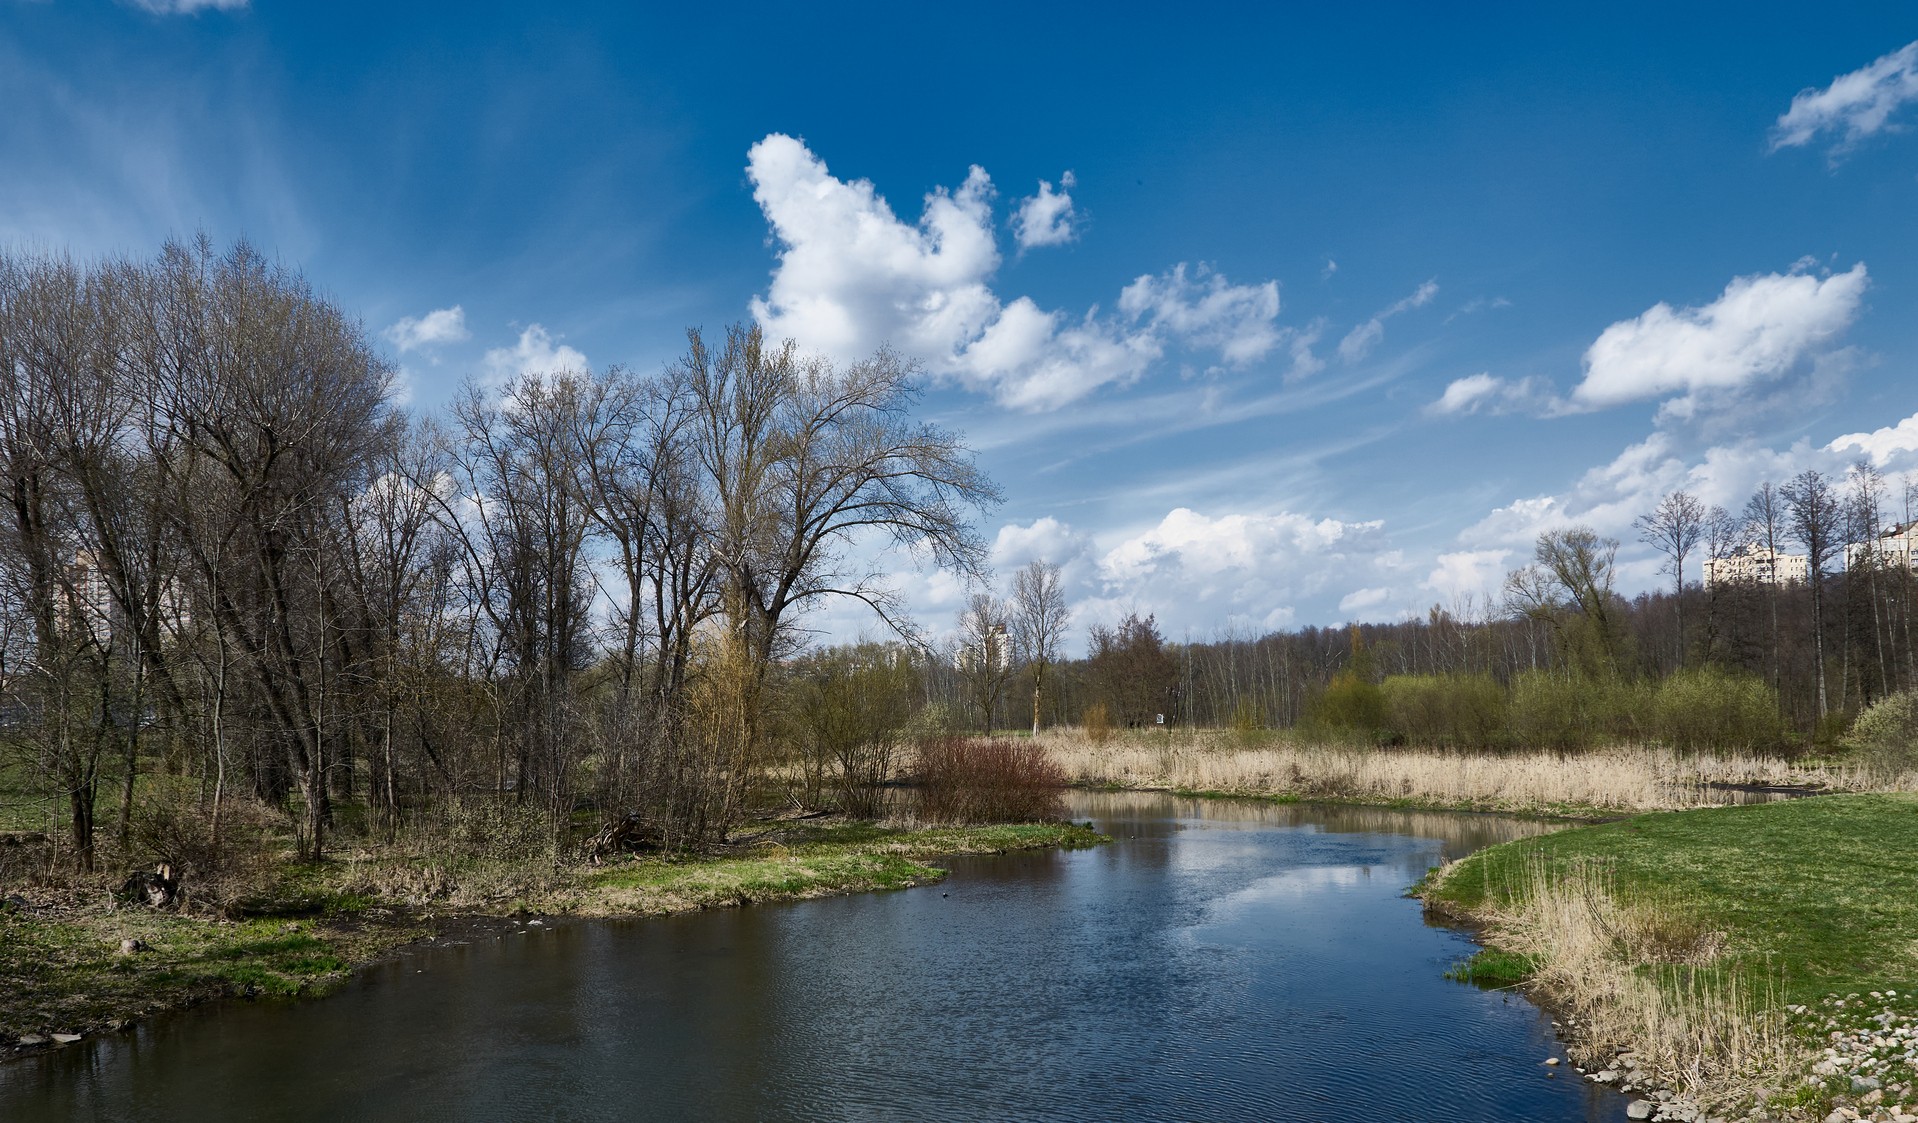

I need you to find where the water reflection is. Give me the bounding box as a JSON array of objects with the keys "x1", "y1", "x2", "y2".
[
  {"x1": 1074, "y1": 790, "x2": 1563, "y2": 861},
  {"x1": 1, "y1": 795, "x2": 1624, "y2": 1122}
]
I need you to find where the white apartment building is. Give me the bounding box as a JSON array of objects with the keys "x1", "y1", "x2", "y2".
[
  {"x1": 1703, "y1": 542, "x2": 1810, "y2": 588},
  {"x1": 1845, "y1": 522, "x2": 1918, "y2": 572},
  {"x1": 954, "y1": 623, "x2": 1011, "y2": 673}
]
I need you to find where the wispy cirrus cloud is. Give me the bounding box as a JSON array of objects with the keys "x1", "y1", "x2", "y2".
[
  {"x1": 1338, "y1": 279, "x2": 1437, "y2": 364},
  {"x1": 124, "y1": 0, "x2": 249, "y2": 13},
  {"x1": 1772, "y1": 41, "x2": 1918, "y2": 157}
]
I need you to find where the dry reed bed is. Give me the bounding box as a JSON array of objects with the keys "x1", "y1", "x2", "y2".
[
  {"x1": 1455, "y1": 862, "x2": 1792, "y2": 1114},
  {"x1": 1036, "y1": 730, "x2": 1911, "y2": 814}
]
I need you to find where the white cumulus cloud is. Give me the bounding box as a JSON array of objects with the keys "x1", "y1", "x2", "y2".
[
  {"x1": 745, "y1": 134, "x2": 1282, "y2": 412},
  {"x1": 1012, "y1": 172, "x2": 1078, "y2": 250},
  {"x1": 1337, "y1": 586, "x2": 1393, "y2": 615},
  {"x1": 1772, "y1": 41, "x2": 1918, "y2": 155},
  {"x1": 480, "y1": 324, "x2": 589, "y2": 386},
  {"x1": 1571, "y1": 263, "x2": 1867, "y2": 414},
  {"x1": 1422, "y1": 549, "x2": 1512, "y2": 606},
  {"x1": 1453, "y1": 428, "x2": 1858, "y2": 587},
  {"x1": 1117, "y1": 263, "x2": 1281, "y2": 366},
  {"x1": 1828, "y1": 409, "x2": 1918, "y2": 467},
  {"x1": 385, "y1": 306, "x2": 471, "y2": 353},
  {"x1": 1082, "y1": 507, "x2": 1395, "y2": 633},
  {"x1": 1429, "y1": 373, "x2": 1502, "y2": 416}
]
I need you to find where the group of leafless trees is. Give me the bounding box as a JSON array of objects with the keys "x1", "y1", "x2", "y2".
[
  {"x1": 1525, "y1": 466, "x2": 1918, "y2": 732},
  {"x1": 948, "y1": 559, "x2": 1071, "y2": 736},
  {"x1": 0, "y1": 239, "x2": 997, "y2": 871}
]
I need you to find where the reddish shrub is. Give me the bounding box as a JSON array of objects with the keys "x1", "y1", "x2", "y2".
[{"x1": 913, "y1": 736, "x2": 1067, "y2": 824}]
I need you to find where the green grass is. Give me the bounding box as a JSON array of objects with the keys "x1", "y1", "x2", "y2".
[
  {"x1": 1429, "y1": 793, "x2": 1918, "y2": 1006},
  {"x1": 1444, "y1": 947, "x2": 1540, "y2": 987},
  {"x1": 569, "y1": 820, "x2": 1104, "y2": 915},
  {"x1": 1, "y1": 817, "x2": 1105, "y2": 1043},
  {"x1": 0, "y1": 910, "x2": 382, "y2": 1038},
  {"x1": 0, "y1": 753, "x2": 55, "y2": 835}
]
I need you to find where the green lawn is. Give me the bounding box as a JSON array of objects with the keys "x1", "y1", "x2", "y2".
[{"x1": 1430, "y1": 793, "x2": 1918, "y2": 1004}]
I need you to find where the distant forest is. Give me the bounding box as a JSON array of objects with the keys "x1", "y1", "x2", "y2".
[{"x1": 934, "y1": 478, "x2": 1916, "y2": 746}]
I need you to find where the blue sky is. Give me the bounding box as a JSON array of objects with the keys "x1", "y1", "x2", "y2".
[{"x1": 8, "y1": 2, "x2": 1918, "y2": 645}]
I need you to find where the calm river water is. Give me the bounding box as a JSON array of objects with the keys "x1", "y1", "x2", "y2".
[{"x1": 1, "y1": 793, "x2": 1631, "y2": 1121}]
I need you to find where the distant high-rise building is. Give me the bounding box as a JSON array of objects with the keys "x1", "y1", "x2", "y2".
[
  {"x1": 1703, "y1": 542, "x2": 1809, "y2": 588},
  {"x1": 955, "y1": 622, "x2": 1010, "y2": 672}
]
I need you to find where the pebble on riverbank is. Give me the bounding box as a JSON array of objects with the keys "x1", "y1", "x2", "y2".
[
  {"x1": 1566, "y1": 991, "x2": 1918, "y2": 1123},
  {"x1": 1781, "y1": 992, "x2": 1918, "y2": 1123}
]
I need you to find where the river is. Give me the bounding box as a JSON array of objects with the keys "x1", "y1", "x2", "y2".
[{"x1": 0, "y1": 793, "x2": 1630, "y2": 1121}]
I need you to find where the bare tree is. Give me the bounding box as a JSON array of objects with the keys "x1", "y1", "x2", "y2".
[
  {"x1": 1087, "y1": 613, "x2": 1177, "y2": 728},
  {"x1": 1782, "y1": 469, "x2": 1842, "y2": 721},
  {"x1": 1634, "y1": 490, "x2": 1704, "y2": 667},
  {"x1": 1843, "y1": 461, "x2": 1892, "y2": 706},
  {"x1": 348, "y1": 420, "x2": 449, "y2": 829},
  {"x1": 681, "y1": 323, "x2": 997, "y2": 837},
  {"x1": 442, "y1": 371, "x2": 595, "y2": 824},
  {"x1": 685, "y1": 324, "x2": 997, "y2": 664},
  {"x1": 0, "y1": 248, "x2": 126, "y2": 869},
  {"x1": 148, "y1": 237, "x2": 398, "y2": 861},
  {"x1": 1699, "y1": 504, "x2": 1739, "y2": 663},
  {"x1": 1744, "y1": 481, "x2": 1787, "y2": 690},
  {"x1": 1010, "y1": 559, "x2": 1070, "y2": 735},
  {"x1": 789, "y1": 642, "x2": 917, "y2": 814},
  {"x1": 1503, "y1": 526, "x2": 1624, "y2": 678},
  {"x1": 1904, "y1": 473, "x2": 1918, "y2": 691},
  {"x1": 957, "y1": 591, "x2": 1015, "y2": 734}
]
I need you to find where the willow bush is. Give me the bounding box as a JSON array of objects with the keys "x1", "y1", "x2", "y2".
[
  {"x1": 914, "y1": 737, "x2": 1066, "y2": 824},
  {"x1": 1508, "y1": 672, "x2": 1650, "y2": 751},
  {"x1": 1848, "y1": 689, "x2": 1918, "y2": 769},
  {"x1": 1379, "y1": 673, "x2": 1509, "y2": 749},
  {"x1": 1650, "y1": 667, "x2": 1785, "y2": 752}
]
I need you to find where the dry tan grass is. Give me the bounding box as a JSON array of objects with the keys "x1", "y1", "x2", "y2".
[
  {"x1": 1457, "y1": 860, "x2": 1794, "y2": 1109},
  {"x1": 1037, "y1": 728, "x2": 1913, "y2": 813}
]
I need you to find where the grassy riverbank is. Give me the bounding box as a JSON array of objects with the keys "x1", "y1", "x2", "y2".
[
  {"x1": 1425, "y1": 794, "x2": 1918, "y2": 1121},
  {"x1": 1038, "y1": 728, "x2": 1901, "y2": 817},
  {"x1": 0, "y1": 818, "x2": 1101, "y2": 1056}
]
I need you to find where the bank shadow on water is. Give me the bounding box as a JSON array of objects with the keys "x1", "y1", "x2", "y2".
[{"x1": 1, "y1": 793, "x2": 1628, "y2": 1122}]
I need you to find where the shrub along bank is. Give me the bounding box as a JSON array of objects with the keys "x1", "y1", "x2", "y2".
[{"x1": 1304, "y1": 666, "x2": 1789, "y2": 752}]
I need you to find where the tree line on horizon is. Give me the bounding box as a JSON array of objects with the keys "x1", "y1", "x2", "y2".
[{"x1": 926, "y1": 467, "x2": 1918, "y2": 751}]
